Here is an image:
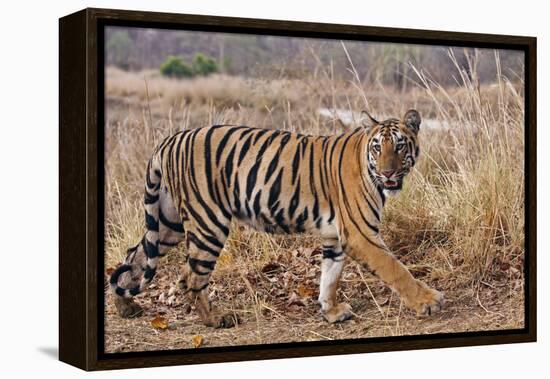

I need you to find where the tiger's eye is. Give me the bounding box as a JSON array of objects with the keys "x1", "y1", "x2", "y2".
[{"x1": 373, "y1": 144, "x2": 381, "y2": 152}]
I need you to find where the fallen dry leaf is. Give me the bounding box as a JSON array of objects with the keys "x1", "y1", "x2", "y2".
[
  {"x1": 297, "y1": 283, "x2": 316, "y2": 298},
  {"x1": 192, "y1": 334, "x2": 204, "y2": 348},
  {"x1": 150, "y1": 315, "x2": 168, "y2": 330}
]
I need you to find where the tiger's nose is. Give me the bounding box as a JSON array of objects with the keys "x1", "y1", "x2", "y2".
[{"x1": 381, "y1": 169, "x2": 396, "y2": 178}]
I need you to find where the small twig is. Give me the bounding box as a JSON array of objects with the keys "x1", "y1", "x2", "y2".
[
  {"x1": 476, "y1": 291, "x2": 504, "y2": 317},
  {"x1": 143, "y1": 77, "x2": 154, "y2": 143},
  {"x1": 308, "y1": 330, "x2": 333, "y2": 340}
]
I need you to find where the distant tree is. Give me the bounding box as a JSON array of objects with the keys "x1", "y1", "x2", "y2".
[
  {"x1": 160, "y1": 56, "x2": 194, "y2": 78},
  {"x1": 107, "y1": 31, "x2": 134, "y2": 69},
  {"x1": 369, "y1": 44, "x2": 421, "y2": 91},
  {"x1": 192, "y1": 53, "x2": 218, "y2": 76}
]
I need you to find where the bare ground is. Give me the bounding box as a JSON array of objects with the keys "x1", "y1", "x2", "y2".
[{"x1": 104, "y1": 234, "x2": 524, "y2": 353}]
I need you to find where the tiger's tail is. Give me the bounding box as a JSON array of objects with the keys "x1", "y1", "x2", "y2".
[{"x1": 110, "y1": 152, "x2": 162, "y2": 298}]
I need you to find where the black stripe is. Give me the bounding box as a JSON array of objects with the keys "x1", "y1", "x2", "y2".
[
  {"x1": 268, "y1": 169, "x2": 284, "y2": 209},
  {"x1": 312, "y1": 196, "x2": 320, "y2": 224},
  {"x1": 288, "y1": 178, "x2": 301, "y2": 219},
  {"x1": 323, "y1": 249, "x2": 344, "y2": 260},
  {"x1": 328, "y1": 134, "x2": 346, "y2": 181},
  {"x1": 291, "y1": 143, "x2": 301, "y2": 184},
  {"x1": 145, "y1": 160, "x2": 160, "y2": 190},
  {"x1": 144, "y1": 191, "x2": 159, "y2": 204},
  {"x1": 265, "y1": 154, "x2": 280, "y2": 184},
  {"x1": 319, "y1": 137, "x2": 330, "y2": 200},
  {"x1": 126, "y1": 244, "x2": 139, "y2": 254},
  {"x1": 163, "y1": 135, "x2": 176, "y2": 186},
  {"x1": 308, "y1": 142, "x2": 321, "y2": 224},
  {"x1": 315, "y1": 216, "x2": 323, "y2": 229},
  {"x1": 145, "y1": 211, "x2": 159, "y2": 232},
  {"x1": 366, "y1": 195, "x2": 381, "y2": 222},
  {"x1": 273, "y1": 208, "x2": 290, "y2": 233},
  {"x1": 246, "y1": 159, "x2": 261, "y2": 200},
  {"x1": 144, "y1": 266, "x2": 156, "y2": 280},
  {"x1": 252, "y1": 128, "x2": 269, "y2": 144},
  {"x1": 245, "y1": 201, "x2": 253, "y2": 219},
  {"x1": 159, "y1": 208, "x2": 184, "y2": 233},
  {"x1": 173, "y1": 133, "x2": 186, "y2": 194},
  {"x1": 188, "y1": 257, "x2": 216, "y2": 274},
  {"x1": 219, "y1": 168, "x2": 233, "y2": 213},
  {"x1": 143, "y1": 237, "x2": 160, "y2": 258},
  {"x1": 233, "y1": 173, "x2": 241, "y2": 216},
  {"x1": 187, "y1": 231, "x2": 221, "y2": 257},
  {"x1": 224, "y1": 144, "x2": 237, "y2": 184},
  {"x1": 197, "y1": 228, "x2": 225, "y2": 249},
  {"x1": 215, "y1": 126, "x2": 246, "y2": 165},
  {"x1": 357, "y1": 205, "x2": 380, "y2": 234},
  {"x1": 109, "y1": 264, "x2": 132, "y2": 285},
  {"x1": 295, "y1": 207, "x2": 308, "y2": 232},
  {"x1": 237, "y1": 133, "x2": 254, "y2": 165},
  {"x1": 253, "y1": 190, "x2": 262, "y2": 217},
  {"x1": 328, "y1": 200, "x2": 335, "y2": 224}
]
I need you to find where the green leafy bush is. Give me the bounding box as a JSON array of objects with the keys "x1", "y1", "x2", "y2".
[
  {"x1": 192, "y1": 53, "x2": 218, "y2": 76},
  {"x1": 160, "y1": 56, "x2": 194, "y2": 78}
]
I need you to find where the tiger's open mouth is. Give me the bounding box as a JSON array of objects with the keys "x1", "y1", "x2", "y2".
[{"x1": 382, "y1": 179, "x2": 402, "y2": 190}]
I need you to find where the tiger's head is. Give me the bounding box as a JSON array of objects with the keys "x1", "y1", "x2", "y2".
[{"x1": 362, "y1": 109, "x2": 421, "y2": 196}]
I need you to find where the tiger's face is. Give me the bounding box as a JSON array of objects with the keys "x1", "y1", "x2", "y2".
[{"x1": 363, "y1": 109, "x2": 421, "y2": 195}]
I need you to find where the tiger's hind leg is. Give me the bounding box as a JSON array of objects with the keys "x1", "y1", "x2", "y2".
[
  {"x1": 112, "y1": 244, "x2": 146, "y2": 318},
  {"x1": 318, "y1": 238, "x2": 353, "y2": 323},
  {"x1": 178, "y1": 222, "x2": 239, "y2": 328}
]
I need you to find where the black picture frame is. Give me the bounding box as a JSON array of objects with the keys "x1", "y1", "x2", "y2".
[{"x1": 59, "y1": 7, "x2": 537, "y2": 371}]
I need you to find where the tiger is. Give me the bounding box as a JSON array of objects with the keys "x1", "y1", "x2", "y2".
[{"x1": 109, "y1": 109, "x2": 444, "y2": 328}]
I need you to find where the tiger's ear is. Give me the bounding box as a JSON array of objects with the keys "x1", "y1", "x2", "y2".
[
  {"x1": 403, "y1": 109, "x2": 421, "y2": 134},
  {"x1": 360, "y1": 110, "x2": 379, "y2": 129}
]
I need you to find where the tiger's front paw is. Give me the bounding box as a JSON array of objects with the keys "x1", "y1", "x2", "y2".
[
  {"x1": 407, "y1": 281, "x2": 444, "y2": 316},
  {"x1": 322, "y1": 303, "x2": 353, "y2": 323}
]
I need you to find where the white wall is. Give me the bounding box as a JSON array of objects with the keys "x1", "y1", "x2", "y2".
[{"x1": 1, "y1": 0, "x2": 545, "y2": 377}]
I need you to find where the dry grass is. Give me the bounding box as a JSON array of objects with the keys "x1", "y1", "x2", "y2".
[{"x1": 104, "y1": 50, "x2": 524, "y2": 353}]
